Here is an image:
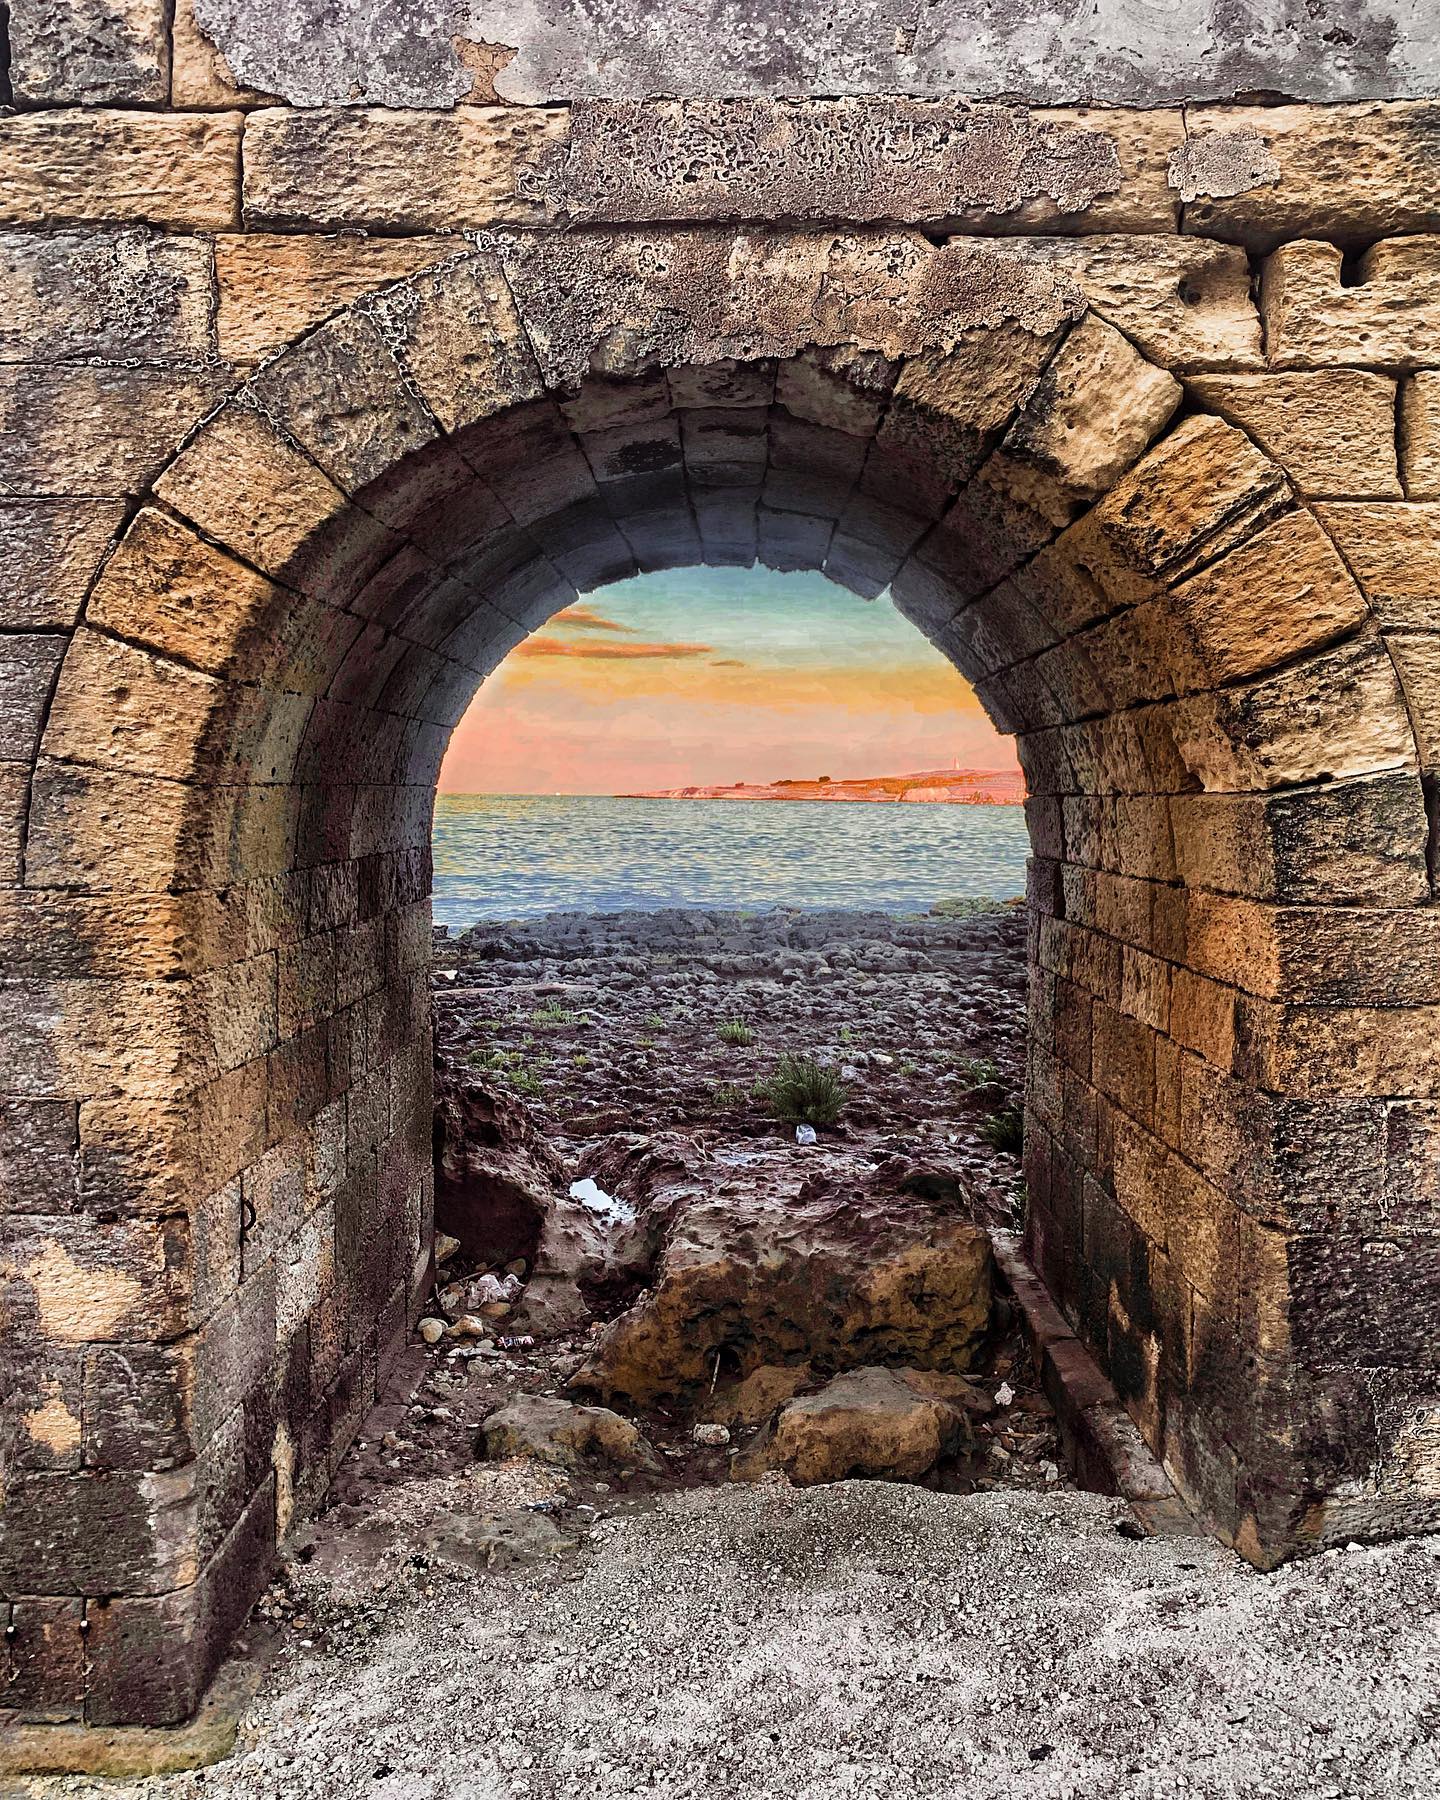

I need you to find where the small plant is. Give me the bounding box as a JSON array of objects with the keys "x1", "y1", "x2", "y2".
[
  {"x1": 469, "y1": 1047, "x2": 522, "y2": 1071},
  {"x1": 643, "y1": 1011, "x2": 667, "y2": 1031},
  {"x1": 758, "y1": 1054, "x2": 848, "y2": 1128},
  {"x1": 531, "y1": 1003, "x2": 578, "y2": 1027},
  {"x1": 955, "y1": 1055, "x2": 1001, "y2": 1087},
  {"x1": 980, "y1": 1107, "x2": 1025, "y2": 1155},
  {"x1": 710, "y1": 1081, "x2": 748, "y2": 1111},
  {"x1": 571, "y1": 1052, "x2": 591, "y2": 1069},
  {"x1": 837, "y1": 1024, "x2": 857, "y2": 1045},
  {"x1": 717, "y1": 1018, "x2": 754, "y2": 1048},
  {"x1": 900, "y1": 1060, "x2": 920, "y2": 1077},
  {"x1": 507, "y1": 1066, "x2": 543, "y2": 1098}
]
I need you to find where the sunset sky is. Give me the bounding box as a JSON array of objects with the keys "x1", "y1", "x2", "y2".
[{"x1": 437, "y1": 568, "x2": 1018, "y2": 795}]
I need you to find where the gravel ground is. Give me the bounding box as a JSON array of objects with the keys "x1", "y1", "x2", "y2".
[{"x1": 28, "y1": 1484, "x2": 1440, "y2": 1800}]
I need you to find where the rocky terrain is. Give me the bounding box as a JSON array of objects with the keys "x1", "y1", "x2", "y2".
[{"x1": 411, "y1": 899, "x2": 1054, "y2": 1502}]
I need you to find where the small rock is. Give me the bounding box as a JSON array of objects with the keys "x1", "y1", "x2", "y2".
[
  {"x1": 447, "y1": 1314, "x2": 491, "y2": 1339},
  {"x1": 693, "y1": 1423, "x2": 731, "y2": 1447},
  {"x1": 745, "y1": 1366, "x2": 976, "y2": 1485},
  {"x1": 418, "y1": 1317, "x2": 447, "y2": 1345},
  {"x1": 434, "y1": 1233, "x2": 461, "y2": 1266},
  {"x1": 481, "y1": 1394, "x2": 663, "y2": 1475}
]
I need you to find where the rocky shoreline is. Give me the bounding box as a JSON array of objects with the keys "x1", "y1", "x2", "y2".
[{"x1": 317, "y1": 901, "x2": 1062, "y2": 1515}]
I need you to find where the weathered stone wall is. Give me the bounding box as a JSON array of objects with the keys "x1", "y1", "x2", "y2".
[{"x1": 2, "y1": 4, "x2": 1440, "y2": 1751}]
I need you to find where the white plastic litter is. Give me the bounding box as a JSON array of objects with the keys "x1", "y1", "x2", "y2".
[
  {"x1": 795, "y1": 1124, "x2": 818, "y2": 1146},
  {"x1": 996, "y1": 1381, "x2": 1015, "y2": 1407}
]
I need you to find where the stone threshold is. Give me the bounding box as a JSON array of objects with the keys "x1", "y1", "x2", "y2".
[{"x1": 989, "y1": 1229, "x2": 1204, "y2": 1540}]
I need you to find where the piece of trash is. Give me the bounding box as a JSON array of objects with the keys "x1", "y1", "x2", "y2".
[
  {"x1": 795, "y1": 1124, "x2": 818, "y2": 1146},
  {"x1": 995, "y1": 1380, "x2": 1015, "y2": 1407},
  {"x1": 1041, "y1": 1459, "x2": 1059, "y2": 1484},
  {"x1": 525, "y1": 1498, "x2": 566, "y2": 1514},
  {"x1": 693, "y1": 1423, "x2": 731, "y2": 1447},
  {"x1": 497, "y1": 1335, "x2": 535, "y2": 1349}
]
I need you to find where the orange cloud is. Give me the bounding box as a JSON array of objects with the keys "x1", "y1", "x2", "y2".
[
  {"x1": 550, "y1": 605, "x2": 635, "y2": 634},
  {"x1": 514, "y1": 636, "x2": 716, "y2": 661}
]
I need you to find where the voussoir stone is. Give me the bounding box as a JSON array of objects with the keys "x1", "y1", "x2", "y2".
[{"x1": 1186, "y1": 371, "x2": 1400, "y2": 498}]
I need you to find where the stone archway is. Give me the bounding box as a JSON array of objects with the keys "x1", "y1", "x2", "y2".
[{"x1": 3, "y1": 227, "x2": 1438, "y2": 1730}]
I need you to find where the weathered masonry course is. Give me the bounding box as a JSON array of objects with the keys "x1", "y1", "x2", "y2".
[{"x1": 2, "y1": 2, "x2": 1440, "y2": 1752}]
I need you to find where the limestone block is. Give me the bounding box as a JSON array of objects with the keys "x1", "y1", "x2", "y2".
[
  {"x1": 42, "y1": 630, "x2": 230, "y2": 781},
  {"x1": 0, "y1": 499, "x2": 127, "y2": 631},
  {"x1": 984, "y1": 315, "x2": 1181, "y2": 528},
  {"x1": 1159, "y1": 510, "x2": 1369, "y2": 692},
  {"x1": 0, "y1": 766, "x2": 27, "y2": 883},
  {"x1": 1234, "y1": 998, "x2": 1440, "y2": 1099},
  {"x1": 1169, "y1": 776, "x2": 1430, "y2": 907},
  {"x1": 1000, "y1": 235, "x2": 1264, "y2": 371},
  {"x1": 0, "y1": 364, "x2": 222, "y2": 499},
  {"x1": 242, "y1": 106, "x2": 568, "y2": 231},
  {"x1": 1178, "y1": 103, "x2": 1440, "y2": 250},
  {"x1": 1090, "y1": 415, "x2": 1291, "y2": 587},
  {"x1": 370, "y1": 255, "x2": 543, "y2": 436},
  {"x1": 0, "y1": 634, "x2": 68, "y2": 763},
  {"x1": 876, "y1": 320, "x2": 1064, "y2": 498},
  {"x1": 171, "y1": 0, "x2": 274, "y2": 106},
  {"x1": 1186, "y1": 895, "x2": 1440, "y2": 1007},
  {"x1": 1186, "y1": 372, "x2": 1400, "y2": 499},
  {"x1": 154, "y1": 404, "x2": 397, "y2": 603},
  {"x1": 1314, "y1": 503, "x2": 1440, "y2": 628},
  {"x1": 1173, "y1": 637, "x2": 1417, "y2": 793},
  {"x1": 25, "y1": 757, "x2": 294, "y2": 894},
  {"x1": 0, "y1": 111, "x2": 243, "y2": 230},
  {"x1": 774, "y1": 346, "x2": 893, "y2": 436},
  {"x1": 1385, "y1": 634, "x2": 1440, "y2": 769},
  {"x1": 542, "y1": 97, "x2": 1179, "y2": 233},
  {"x1": 1263, "y1": 238, "x2": 1440, "y2": 371},
  {"x1": 0, "y1": 1098, "x2": 78, "y2": 1221},
  {"x1": 1400, "y1": 372, "x2": 1440, "y2": 499},
  {"x1": 87, "y1": 509, "x2": 290, "y2": 681},
  {"x1": 0, "y1": 229, "x2": 214, "y2": 367},
  {"x1": 214, "y1": 234, "x2": 460, "y2": 367},
  {"x1": 250, "y1": 311, "x2": 439, "y2": 496},
  {"x1": 8, "y1": 0, "x2": 170, "y2": 103}
]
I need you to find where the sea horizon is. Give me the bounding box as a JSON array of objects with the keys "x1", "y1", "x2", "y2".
[{"x1": 432, "y1": 791, "x2": 1031, "y2": 925}]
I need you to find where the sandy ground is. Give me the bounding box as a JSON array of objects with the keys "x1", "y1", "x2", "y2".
[{"x1": 26, "y1": 1483, "x2": 1440, "y2": 1800}]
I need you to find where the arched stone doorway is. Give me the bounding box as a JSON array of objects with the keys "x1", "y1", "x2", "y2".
[{"x1": 4, "y1": 228, "x2": 1437, "y2": 1729}]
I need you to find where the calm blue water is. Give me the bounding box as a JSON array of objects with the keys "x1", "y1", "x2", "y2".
[{"x1": 432, "y1": 795, "x2": 1030, "y2": 925}]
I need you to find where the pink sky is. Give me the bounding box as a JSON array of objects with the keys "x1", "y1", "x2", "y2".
[{"x1": 439, "y1": 569, "x2": 1018, "y2": 795}]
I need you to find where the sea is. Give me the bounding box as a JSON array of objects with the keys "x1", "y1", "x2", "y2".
[{"x1": 431, "y1": 794, "x2": 1030, "y2": 926}]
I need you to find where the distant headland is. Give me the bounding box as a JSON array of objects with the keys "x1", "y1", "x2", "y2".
[{"x1": 616, "y1": 768, "x2": 1026, "y2": 805}]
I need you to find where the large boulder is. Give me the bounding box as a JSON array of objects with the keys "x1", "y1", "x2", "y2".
[
  {"x1": 570, "y1": 1151, "x2": 995, "y2": 1409},
  {"x1": 480, "y1": 1394, "x2": 663, "y2": 1476},
  {"x1": 749, "y1": 1366, "x2": 987, "y2": 1484}
]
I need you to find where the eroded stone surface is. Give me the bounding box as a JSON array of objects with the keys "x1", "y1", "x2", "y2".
[{"x1": 190, "y1": 0, "x2": 1440, "y2": 109}]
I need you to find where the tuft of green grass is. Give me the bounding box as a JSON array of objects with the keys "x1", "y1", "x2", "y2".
[
  {"x1": 571, "y1": 1052, "x2": 591, "y2": 1069},
  {"x1": 979, "y1": 1107, "x2": 1025, "y2": 1155},
  {"x1": 717, "y1": 1018, "x2": 754, "y2": 1048},
  {"x1": 642, "y1": 1011, "x2": 667, "y2": 1031},
  {"x1": 507, "y1": 1067, "x2": 543, "y2": 1098},
  {"x1": 531, "y1": 1003, "x2": 579, "y2": 1027},
  {"x1": 955, "y1": 1055, "x2": 1001, "y2": 1087},
  {"x1": 758, "y1": 1054, "x2": 848, "y2": 1128},
  {"x1": 709, "y1": 1081, "x2": 748, "y2": 1112}
]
